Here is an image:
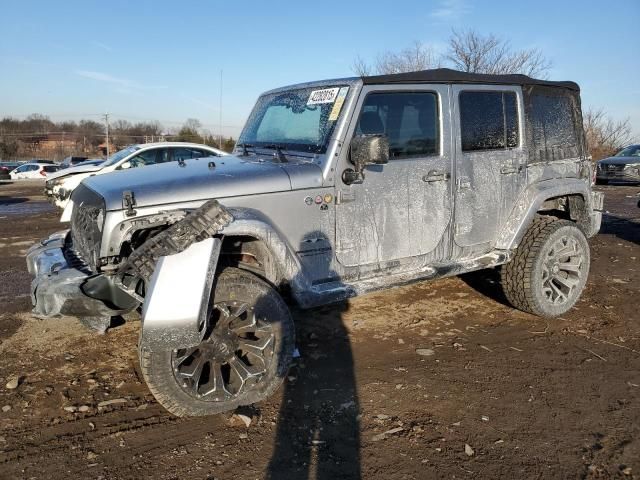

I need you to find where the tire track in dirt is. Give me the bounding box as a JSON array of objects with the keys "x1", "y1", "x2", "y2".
[{"x1": 0, "y1": 405, "x2": 234, "y2": 477}]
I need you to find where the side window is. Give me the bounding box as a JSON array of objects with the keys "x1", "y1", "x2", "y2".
[
  {"x1": 155, "y1": 148, "x2": 170, "y2": 164},
  {"x1": 356, "y1": 92, "x2": 439, "y2": 159},
  {"x1": 172, "y1": 147, "x2": 204, "y2": 162},
  {"x1": 14, "y1": 165, "x2": 26, "y2": 173},
  {"x1": 28, "y1": 164, "x2": 40, "y2": 171},
  {"x1": 459, "y1": 91, "x2": 519, "y2": 151},
  {"x1": 197, "y1": 149, "x2": 218, "y2": 158},
  {"x1": 530, "y1": 94, "x2": 577, "y2": 150},
  {"x1": 128, "y1": 149, "x2": 158, "y2": 168}
]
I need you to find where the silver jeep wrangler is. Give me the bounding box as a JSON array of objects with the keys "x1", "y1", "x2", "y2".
[{"x1": 26, "y1": 68, "x2": 603, "y2": 416}]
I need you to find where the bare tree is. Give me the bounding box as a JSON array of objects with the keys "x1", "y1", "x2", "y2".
[
  {"x1": 352, "y1": 41, "x2": 441, "y2": 76},
  {"x1": 583, "y1": 108, "x2": 634, "y2": 160},
  {"x1": 351, "y1": 55, "x2": 372, "y2": 77},
  {"x1": 352, "y1": 30, "x2": 551, "y2": 78},
  {"x1": 446, "y1": 29, "x2": 551, "y2": 78}
]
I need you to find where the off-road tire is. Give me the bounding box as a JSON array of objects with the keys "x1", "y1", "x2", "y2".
[
  {"x1": 140, "y1": 268, "x2": 294, "y2": 416},
  {"x1": 501, "y1": 216, "x2": 590, "y2": 317}
]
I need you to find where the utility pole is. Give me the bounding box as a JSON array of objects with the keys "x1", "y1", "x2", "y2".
[
  {"x1": 103, "y1": 113, "x2": 110, "y2": 159},
  {"x1": 219, "y1": 70, "x2": 223, "y2": 150}
]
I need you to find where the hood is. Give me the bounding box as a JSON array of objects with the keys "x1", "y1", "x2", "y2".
[
  {"x1": 81, "y1": 155, "x2": 322, "y2": 211},
  {"x1": 598, "y1": 156, "x2": 640, "y2": 166},
  {"x1": 48, "y1": 162, "x2": 105, "y2": 180}
]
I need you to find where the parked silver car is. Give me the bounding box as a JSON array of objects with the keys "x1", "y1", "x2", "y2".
[
  {"x1": 27, "y1": 68, "x2": 603, "y2": 416},
  {"x1": 596, "y1": 144, "x2": 640, "y2": 184},
  {"x1": 45, "y1": 142, "x2": 227, "y2": 209}
]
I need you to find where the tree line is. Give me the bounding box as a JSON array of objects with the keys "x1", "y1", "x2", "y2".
[{"x1": 0, "y1": 115, "x2": 236, "y2": 160}]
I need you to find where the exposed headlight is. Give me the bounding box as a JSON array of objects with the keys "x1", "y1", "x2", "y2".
[{"x1": 623, "y1": 162, "x2": 640, "y2": 169}]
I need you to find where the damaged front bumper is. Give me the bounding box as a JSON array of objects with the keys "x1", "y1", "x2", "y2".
[{"x1": 26, "y1": 231, "x2": 136, "y2": 320}]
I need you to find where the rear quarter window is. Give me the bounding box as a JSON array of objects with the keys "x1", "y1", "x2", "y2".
[{"x1": 529, "y1": 94, "x2": 577, "y2": 157}]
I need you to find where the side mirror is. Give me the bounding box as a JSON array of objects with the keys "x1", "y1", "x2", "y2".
[
  {"x1": 344, "y1": 134, "x2": 389, "y2": 184},
  {"x1": 120, "y1": 161, "x2": 132, "y2": 170}
]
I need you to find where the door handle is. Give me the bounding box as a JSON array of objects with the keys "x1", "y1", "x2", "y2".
[
  {"x1": 500, "y1": 165, "x2": 523, "y2": 175},
  {"x1": 422, "y1": 170, "x2": 450, "y2": 183}
]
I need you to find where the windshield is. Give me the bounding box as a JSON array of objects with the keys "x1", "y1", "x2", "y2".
[
  {"x1": 101, "y1": 146, "x2": 140, "y2": 167},
  {"x1": 237, "y1": 85, "x2": 350, "y2": 154},
  {"x1": 615, "y1": 145, "x2": 640, "y2": 157}
]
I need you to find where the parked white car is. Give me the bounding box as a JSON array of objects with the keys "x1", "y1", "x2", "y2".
[
  {"x1": 10, "y1": 162, "x2": 60, "y2": 179},
  {"x1": 45, "y1": 142, "x2": 227, "y2": 209}
]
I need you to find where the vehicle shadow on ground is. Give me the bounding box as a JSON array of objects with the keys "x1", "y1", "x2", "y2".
[
  {"x1": 267, "y1": 233, "x2": 361, "y2": 479},
  {"x1": 0, "y1": 196, "x2": 29, "y2": 205},
  {"x1": 601, "y1": 213, "x2": 640, "y2": 245},
  {"x1": 459, "y1": 267, "x2": 511, "y2": 308}
]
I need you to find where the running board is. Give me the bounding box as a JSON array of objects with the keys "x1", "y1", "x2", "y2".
[{"x1": 300, "y1": 251, "x2": 509, "y2": 308}]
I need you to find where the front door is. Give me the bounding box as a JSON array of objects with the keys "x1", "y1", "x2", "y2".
[
  {"x1": 335, "y1": 85, "x2": 453, "y2": 268},
  {"x1": 452, "y1": 85, "x2": 525, "y2": 250}
]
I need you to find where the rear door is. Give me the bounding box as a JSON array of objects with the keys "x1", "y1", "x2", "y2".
[
  {"x1": 452, "y1": 85, "x2": 525, "y2": 250},
  {"x1": 25, "y1": 164, "x2": 41, "y2": 178},
  {"x1": 335, "y1": 85, "x2": 453, "y2": 267}
]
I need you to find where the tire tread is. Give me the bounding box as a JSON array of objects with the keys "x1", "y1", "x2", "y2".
[{"x1": 502, "y1": 215, "x2": 582, "y2": 317}]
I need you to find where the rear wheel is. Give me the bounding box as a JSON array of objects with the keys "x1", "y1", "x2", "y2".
[
  {"x1": 140, "y1": 268, "x2": 294, "y2": 416},
  {"x1": 501, "y1": 217, "x2": 590, "y2": 317}
]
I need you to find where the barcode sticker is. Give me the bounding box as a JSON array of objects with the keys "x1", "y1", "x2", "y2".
[{"x1": 307, "y1": 87, "x2": 340, "y2": 105}]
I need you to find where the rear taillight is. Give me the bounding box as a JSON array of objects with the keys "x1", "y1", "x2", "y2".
[{"x1": 40, "y1": 170, "x2": 47, "y2": 176}]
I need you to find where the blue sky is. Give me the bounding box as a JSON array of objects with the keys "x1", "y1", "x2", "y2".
[{"x1": 0, "y1": 0, "x2": 638, "y2": 139}]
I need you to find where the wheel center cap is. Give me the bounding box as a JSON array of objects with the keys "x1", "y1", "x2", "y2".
[
  {"x1": 203, "y1": 332, "x2": 238, "y2": 362},
  {"x1": 552, "y1": 264, "x2": 560, "y2": 274}
]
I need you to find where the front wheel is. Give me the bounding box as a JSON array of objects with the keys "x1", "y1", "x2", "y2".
[
  {"x1": 501, "y1": 217, "x2": 590, "y2": 317},
  {"x1": 140, "y1": 268, "x2": 294, "y2": 416}
]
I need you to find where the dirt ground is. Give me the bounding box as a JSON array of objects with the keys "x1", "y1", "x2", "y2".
[{"x1": 0, "y1": 180, "x2": 638, "y2": 480}]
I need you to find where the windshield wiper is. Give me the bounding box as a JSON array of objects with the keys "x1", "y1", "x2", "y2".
[{"x1": 263, "y1": 144, "x2": 288, "y2": 163}]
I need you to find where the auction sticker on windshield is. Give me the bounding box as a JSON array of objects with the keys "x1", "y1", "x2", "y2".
[
  {"x1": 328, "y1": 87, "x2": 349, "y2": 121},
  {"x1": 307, "y1": 87, "x2": 340, "y2": 105}
]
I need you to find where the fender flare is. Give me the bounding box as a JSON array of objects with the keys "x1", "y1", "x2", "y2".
[
  {"x1": 221, "y1": 207, "x2": 313, "y2": 299},
  {"x1": 495, "y1": 178, "x2": 596, "y2": 251}
]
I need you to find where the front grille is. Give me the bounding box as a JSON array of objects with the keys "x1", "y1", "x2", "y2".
[
  {"x1": 603, "y1": 163, "x2": 624, "y2": 172},
  {"x1": 69, "y1": 184, "x2": 106, "y2": 272},
  {"x1": 63, "y1": 236, "x2": 92, "y2": 274}
]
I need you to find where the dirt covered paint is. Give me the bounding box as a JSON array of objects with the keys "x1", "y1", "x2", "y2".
[{"x1": 0, "y1": 180, "x2": 638, "y2": 478}]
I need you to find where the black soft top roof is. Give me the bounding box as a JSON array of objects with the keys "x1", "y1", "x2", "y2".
[{"x1": 362, "y1": 68, "x2": 579, "y2": 91}]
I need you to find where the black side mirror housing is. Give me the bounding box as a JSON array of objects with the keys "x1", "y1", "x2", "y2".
[
  {"x1": 351, "y1": 134, "x2": 389, "y2": 167},
  {"x1": 345, "y1": 134, "x2": 389, "y2": 184}
]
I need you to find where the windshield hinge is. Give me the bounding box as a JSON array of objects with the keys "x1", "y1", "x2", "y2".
[
  {"x1": 123, "y1": 190, "x2": 137, "y2": 217},
  {"x1": 274, "y1": 146, "x2": 288, "y2": 163}
]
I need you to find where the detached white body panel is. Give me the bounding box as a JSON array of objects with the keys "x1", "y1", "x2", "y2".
[{"x1": 141, "y1": 238, "x2": 221, "y2": 351}]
